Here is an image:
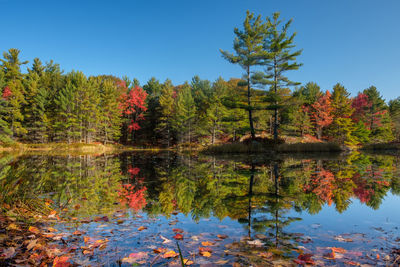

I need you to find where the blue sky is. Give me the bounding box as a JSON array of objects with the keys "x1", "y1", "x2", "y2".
[{"x1": 1, "y1": 0, "x2": 400, "y2": 100}]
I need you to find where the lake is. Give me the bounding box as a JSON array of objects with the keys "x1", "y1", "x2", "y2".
[{"x1": 1, "y1": 151, "x2": 400, "y2": 266}]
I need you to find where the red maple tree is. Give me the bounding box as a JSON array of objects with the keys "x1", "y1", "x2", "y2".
[
  {"x1": 310, "y1": 91, "x2": 333, "y2": 139},
  {"x1": 120, "y1": 85, "x2": 148, "y2": 133}
]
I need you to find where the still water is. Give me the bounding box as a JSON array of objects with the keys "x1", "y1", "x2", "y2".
[{"x1": 1, "y1": 152, "x2": 400, "y2": 266}]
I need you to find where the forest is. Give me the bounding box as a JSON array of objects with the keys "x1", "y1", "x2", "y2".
[
  {"x1": 1, "y1": 12, "x2": 400, "y2": 148},
  {"x1": 0, "y1": 46, "x2": 399, "y2": 148}
]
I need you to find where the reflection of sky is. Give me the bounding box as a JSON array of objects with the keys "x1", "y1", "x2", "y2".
[{"x1": 287, "y1": 193, "x2": 400, "y2": 233}]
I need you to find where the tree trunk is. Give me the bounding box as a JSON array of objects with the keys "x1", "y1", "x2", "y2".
[
  {"x1": 247, "y1": 66, "x2": 256, "y2": 140},
  {"x1": 273, "y1": 58, "x2": 279, "y2": 141}
]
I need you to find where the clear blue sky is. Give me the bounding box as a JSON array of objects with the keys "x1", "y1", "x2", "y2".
[{"x1": 1, "y1": 0, "x2": 400, "y2": 100}]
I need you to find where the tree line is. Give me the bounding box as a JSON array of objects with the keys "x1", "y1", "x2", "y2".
[{"x1": 0, "y1": 12, "x2": 399, "y2": 147}]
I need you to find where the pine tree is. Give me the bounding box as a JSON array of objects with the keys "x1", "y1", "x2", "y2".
[
  {"x1": 0, "y1": 48, "x2": 28, "y2": 136},
  {"x1": 329, "y1": 83, "x2": 357, "y2": 145},
  {"x1": 253, "y1": 12, "x2": 302, "y2": 141},
  {"x1": 220, "y1": 11, "x2": 268, "y2": 140},
  {"x1": 157, "y1": 79, "x2": 176, "y2": 147},
  {"x1": 389, "y1": 97, "x2": 400, "y2": 140},
  {"x1": 363, "y1": 86, "x2": 394, "y2": 142},
  {"x1": 174, "y1": 83, "x2": 196, "y2": 144}
]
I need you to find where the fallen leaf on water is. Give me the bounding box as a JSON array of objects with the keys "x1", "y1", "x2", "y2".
[
  {"x1": 28, "y1": 226, "x2": 40, "y2": 234},
  {"x1": 334, "y1": 235, "x2": 353, "y2": 242},
  {"x1": 294, "y1": 254, "x2": 315, "y2": 265},
  {"x1": 173, "y1": 233, "x2": 183, "y2": 240},
  {"x1": 94, "y1": 216, "x2": 109, "y2": 222},
  {"x1": 72, "y1": 230, "x2": 85, "y2": 236},
  {"x1": 163, "y1": 250, "x2": 178, "y2": 258},
  {"x1": 173, "y1": 228, "x2": 184, "y2": 233},
  {"x1": 160, "y1": 235, "x2": 171, "y2": 244},
  {"x1": 199, "y1": 246, "x2": 213, "y2": 257},
  {"x1": 138, "y1": 226, "x2": 147, "y2": 231},
  {"x1": 201, "y1": 241, "x2": 215, "y2": 246},
  {"x1": 247, "y1": 239, "x2": 264, "y2": 246},
  {"x1": 0, "y1": 247, "x2": 15, "y2": 259},
  {"x1": 200, "y1": 251, "x2": 212, "y2": 257},
  {"x1": 323, "y1": 252, "x2": 335, "y2": 260},
  {"x1": 344, "y1": 261, "x2": 360, "y2": 266},
  {"x1": 121, "y1": 252, "x2": 148, "y2": 263},
  {"x1": 376, "y1": 253, "x2": 380, "y2": 259},
  {"x1": 331, "y1": 247, "x2": 347, "y2": 254},
  {"x1": 153, "y1": 247, "x2": 167, "y2": 254},
  {"x1": 215, "y1": 260, "x2": 229, "y2": 264},
  {"x1": 47, "y1": 227, "x2": 58, "y2": 232},
  {"x1": 217, "y1": 234, "x2": 228, "y2": 239},
  {"x1": 183, "y1": 259, "x2": 194, "y2": 265},
  {"x1": 53, "y1": 256, "x2": 71, "y2": 267}
]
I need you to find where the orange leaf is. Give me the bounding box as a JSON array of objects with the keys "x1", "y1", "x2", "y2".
[
  {"x1": 163, "y1": 250, "x2": 178, "y2": 258},
  {"x1": 53, "y1": 256, "x2": 71, "y2": 267},
  {"x1": 138, "y1": 226, "x2": 147, "y2": 231},
  {"x1": 183, "y1": 259, "x2": 194, "y2": 265},
  {"x1": 217, "y1": 234, "x2": 228, "y2": 239},
  {"x1": 201, "y1": 241, "x2": 214, "y2": 246},
  {"x1": 200, "y1": 251, "x2": 212, "y2": 257},
  {"x1": 72, "y1": 230, "x2": 85, "y2": 236},
  {"x1": 331, "y1": 247, "x2": 347, "y2": 254},
  {"x1": 28, "y1": 226, "x2": 40, "y2": 234}
]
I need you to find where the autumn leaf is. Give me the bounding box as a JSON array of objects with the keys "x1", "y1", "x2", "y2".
[
  {"x1": 138, "y1": 226, "x2": 147, "y2": 231},
  {"x1": 323, "y1": 252, "x2": 335, "y2": 260},
  {"x1": 53, "y1": 256, "x2": 71, "y2": 267},
  {"x1": 72, "y1": 230, "x2": 86, "y2": 236},
  {"x1": 294, "y1": 254, "x2": 315, "y2": 265},
  {"x1": 163, "y1": 250, "x2": 178, "y2": 258},
  {"x1": 173, "y1": 233, "x2": 183, "y2": 240},
  {"x1": 331, "y1": 247, "x2": 347, "y2": 254},
  {"x1": 201, "y1": 241, "x2": 214, "y2": 246},
  {"x1": 7, "y1": 223, "x2": 21, "y2": 231},
  {"x1": 173, "y1": 228, "x2": 184, "y2": 233},
  {"x1": 200, "y1": 251, "x2": 212, "y2": 257},
  {"x1": 74, "y1": 204, "x2": 81, "y2": 210},
  {"x1": 215, "y1": 260, "x2": 229, "y2": 264},
  {"x1": 183, "y1": 259, "x2": 194, "y2": 265},
  {"x1": 199, "y1": 246, "x2": 212, "y2": 257},
  {"x1": 345, "y1": 261, "x2": 361, "y2": 266},
  {"x1": 217, "y1": 234, "x2": 228, "y2": 239},
  {"x1": 28, "y1": 226, "x2": 40, "y2": 234},
  {"x1": 122, "y1": 252, "x2": 148, "y2": 263},
  {"x1": 153, "y1": 247, "x2": 167, "y2": 254}
]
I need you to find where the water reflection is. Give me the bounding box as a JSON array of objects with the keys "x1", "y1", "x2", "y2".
[{"x1": 1, "y1": 151, "x2": 400, "y2": 264}]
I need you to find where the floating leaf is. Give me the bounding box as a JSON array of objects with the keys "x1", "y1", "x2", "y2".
[
  {"x1": 201, "y1": 241, "x2": 214, "y2": 246},
  {"x1": 183, "y1": 259, "x2": 194, "y2": 265},
  {"x1": 294, "y1": 254, "x2": 315, "y2": 265},
  {"x1": 215, "y1": 260, "x2": 229, "y2": 264},
  {"x1": 173, "y1": 228, "x2": 184, "y2": 233},
  {"x1": 163, "y1": 250, "x2": 178, "y2": 258},
  {"x1": 173, "y1": 233, "x2": 183, "y2": 240},
  {"x1": 72, "y1": 230, "x2": 85, "y2": 236},
  {"x1": 138, "y1": 226, "x2": 147, "y2": 231},
  {"x1": 331, "y1": 247, "x2": 347, "y2": 254},
  {"x1": 259, "y1": 252, "x2": 273, "y2": 259},
  {"x1": 200, "y1": 251, "x2": 212, "y2": 257},
  {"x1": 217, "y1": 234, "x2": 228, "y2": 239},
  {"x1": 344, "y1": 261, "x2": 360, "y2": 266}
]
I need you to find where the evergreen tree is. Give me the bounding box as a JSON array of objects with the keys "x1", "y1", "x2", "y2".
[
  {"x1": 157, "y1": 79, "x2": 176, "y2": 147},
  {"x1": 174, "y1": 83, "x2": 196, "y2": 144},
  {"x1": 253, "y1": 12, "x2": 302, "y2": 141},
  {"x1": 329, "y1": 83, "x2": 357, "y2": 145},
  {"x1": 389, "y1": 97, "x2": 400, "y2": 140},
  {"x1": 142, "y1": 77, "x2": 162, "y2": 145},
  {"x1": 363, "y1": 86, "x2": 393, "y2": 142},
  {"x1": 220, "y1": 11, "x2": 268, "y2": 140},
  {"x1": 0, "y1": 48, "x2": 28, "y2": 136}
]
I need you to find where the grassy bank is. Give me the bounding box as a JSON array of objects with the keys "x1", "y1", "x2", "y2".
[{"x1": 203, "y1": 141, "x2": 342, "y2": 154}]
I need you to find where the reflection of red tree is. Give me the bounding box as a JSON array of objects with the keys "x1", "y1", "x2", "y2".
[
  {"x1": 118, "y1": 184, "x2": 147, "y2": 211},
  {"x1": 352, "y1": 173, "x2": 374, "y2": 203},
  {"x1": 304, "y1": 169, "x2": 335, "y2": 206},
  {"x1": 118, "y1": 166, "x2": 147, "y2": 211}
]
